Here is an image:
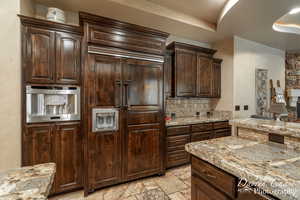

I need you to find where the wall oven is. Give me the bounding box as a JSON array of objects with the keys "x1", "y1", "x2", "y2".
[{"x1": 26, "y1": 85, "x2": 80, "y2": 123}]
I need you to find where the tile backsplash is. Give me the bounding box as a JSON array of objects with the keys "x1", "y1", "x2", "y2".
[{"x1": 165, "y1": 98, "x2": 232, "y2": 119}]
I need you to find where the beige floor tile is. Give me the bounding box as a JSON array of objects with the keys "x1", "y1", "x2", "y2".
[
  {"x1": 49, "y1": 191, "x2": 84, "y2": 200},
  {"x1": 154, "y1": 175, "x2": 188, "y2": 195},
  {"x1": 49, "y1": 165, "x2": 191, "y2": 200},
  {"x1": 168, "y1": 192, "x2": 186, "y2": 200},
  {"x1": 135, "y1": 188, "x2": 169, "y2": 200},
  {"x1": 102, "y1": 184, "x2": 129, "y2": 200},
  {"x1": 179, "y1": 188, "x2": 191, "y2": 200}
]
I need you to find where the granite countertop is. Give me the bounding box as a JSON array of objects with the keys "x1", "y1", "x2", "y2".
[
  {"x1": 166, "y1": 116, "x2": 230, "y2": 127},
  {"x1": 230, "y1": 118, "x2": 300, "y2": 139},
  {"x1": 186, "y1": 136, "x2": 300, "y2": 200},
  {"x1": 0, "y1": 163, "x2": 56, "y2": 200}
]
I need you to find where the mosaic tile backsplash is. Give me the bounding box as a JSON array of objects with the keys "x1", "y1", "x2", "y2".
[{"x1": 165, "y1": 98, "x2": 232, "y2": 119}]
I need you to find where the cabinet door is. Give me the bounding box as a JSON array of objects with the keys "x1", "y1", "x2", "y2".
[
  {"x1": 164, "y1": 52, "x2": 173, "y2": 98},
  {"x1": 125, "y1": 124, "x2": 161, "y2": 180},
  {"x1": 25, "y1": 27, "x2": 55, "y2": 83},
  {"x1": 56, "y1": 32, "x2": 81, "y2": 84},
  {"x1": 91, "y1": 55, "x2": 122, "y2": 107},
  {"x1": 175, "y1": 50, "x2": 197, "y2": 97},
  {"x1": 197, "y1": 56, "x2": 213, "y2": 97},
  {"x1": 88, "y1": 128, "x2": 122, "y2": 189},
  {"x1": 123, "y1": 59, "x2": 163, "y2": 110},
  {"x1": 212, "y1": 62, "x2": 221, "y2": 98},
  {"x1": 55, "y1": 122, "x2": 82, "y2": 193},
  {"x1": 23, "y1": 124, "x2": 54, "y2": 166}
]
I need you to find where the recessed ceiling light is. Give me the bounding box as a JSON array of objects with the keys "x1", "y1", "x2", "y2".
[{"x1": 289, "y1": 7, "x2": 300, "y2": 15}]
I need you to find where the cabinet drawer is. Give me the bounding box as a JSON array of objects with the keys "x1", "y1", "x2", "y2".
[
  {"x1": 167, "y1": 134, "x2": 190, "y2": 147},
  {"x1": 128, "y1": 111, "x2": 160, "y2": 125},
  {"x1": 192, "y1": 157, "x2": 237, "y2": 199},
  {"x1": 167, "y1": 150, "x2": 190, "y2": 168},
  {"x1": 215, "y1": 128, "x2": 231, "y2": 138},
  {"x1": 191, "y1": 123, "x2": 213, "y2": 132},
  {"x1": 167, "y1": 126, "x2": 190, "y2": 136},
  {"x1": 191, "y1": 131, "x2": 213, "y2": 142},
  {"x1": 214, "y1": 121, "x2": 230, "y2": 130},
  {"x1": 192, "y1": 171, "x2": 231, "y2": 200}
]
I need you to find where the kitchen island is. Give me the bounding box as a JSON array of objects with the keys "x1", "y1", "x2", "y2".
[
  {"x1": 186, "y1": 136, "x2": 300, "y2": 200},
  {"x1": 0, "y1": 163, "x2": 55, "y2": 200}
]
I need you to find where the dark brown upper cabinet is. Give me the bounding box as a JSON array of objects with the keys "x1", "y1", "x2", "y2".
[
  {"x1": 20, "y1": 15, "x2": 82, "y2": 85},
  {"x1": 212, "y1": 59, "x2": 222, "y2": 98},
  {"x1": 166, "y1": 42, "x2": 222, "y2": 98},
  {"x1": 164, "y1": 50, "x2": 173, "y2": 98},
  {"x1": 25, "y1": 27, "x2": 56, "y2": 84},
  {"x1": 197, "y1": 56, "x2": 213, "y2": 97},
  {"x1": 175, "y1": 49, "x2": 197, "y2": 97},
  {"x1": 56, "y1": 32, "x2": 81, "y2": 84}
]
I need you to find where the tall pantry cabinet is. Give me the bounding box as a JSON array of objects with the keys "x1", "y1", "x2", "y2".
[{"x1": 19, "y1": 16, "x2": 83, "y2": 195}]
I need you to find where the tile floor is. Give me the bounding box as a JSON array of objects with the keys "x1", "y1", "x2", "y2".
[{"x1": 50, "y1": 165, "x2": 191, "y2": 200}]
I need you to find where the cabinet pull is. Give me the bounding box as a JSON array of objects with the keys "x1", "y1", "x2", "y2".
[
  {"x1": 200, "y1": 169, "x2": 216, "y2": 179},
  {"x1": 123, "y1": 81, "x2": 131, "y2": 108},
  {"x1": 115, "y1": 80, "x2": 122, "y2": 108}
]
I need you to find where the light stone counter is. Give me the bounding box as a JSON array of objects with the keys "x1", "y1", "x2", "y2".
[
  {"x1": 230, "y1": 118, "x2": 300, "y2": 139},
  {"x1": 166, "y1": 116, "x2": 230, "y2": 127},
  {"x1": 186, "y1": 137, "x2": 300, "y2": 200},
  {"x1": 0, "y1": 163, "x2": 56, "y2": 200}
]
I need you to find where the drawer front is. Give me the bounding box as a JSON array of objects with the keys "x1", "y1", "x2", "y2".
[
  {"x1": 192, "y1": 157, "x2": 237, "y2": 198},
  {"x1": 167, "y1": 126, "x2": 190, "y2": 136},
  {"x1": 215, "y1": 128, "x2": 231, "y2": 138},
  {"x1": 167, "y1": 150, "x2": 190, "y2": 168},
  {"x1": 191, "y1": 123, "x2": 213, "y2": 132},
  {"x1": 127, "y1": 111, "x2": 160, "y2": 125},
  {"x1": 192, "y1": 171, "x2": 231, "y2": 200},
  {"x1": 167, "y1": 134, "x2": 190, "y2": 147},
  {"x1": 214, "y1": 121, "x2": 230, "y2": 130},
  {"x1": 191, "y1": 131, "x2": 213, "y2": 142}
]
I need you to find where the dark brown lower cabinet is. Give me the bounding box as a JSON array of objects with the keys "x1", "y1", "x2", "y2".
[
  {"x1": 88, "y1": 129, "x2": 122, "y2": 189},
  {"x1": 191, "y1": 156, "x2": 275, "y2": 200},
  {"x1": 23, "y1": 122, "x2": 82, "y2": 194},
  {"x1": 54, "y1": 123, "x2": 82, "y2": 193},
  {"x1": 166, "y1": 121, "x2": 231, "y2": 168},
  {"x1": 125, "y1": 123, "x2": 161, "y2": 180}
]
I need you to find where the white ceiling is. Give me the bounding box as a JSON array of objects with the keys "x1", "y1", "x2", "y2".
[
  {"x1": 146, "y1": 0, "x2": 228, "y2": 24},
  {"x1": 218, "y1": 0, "x2": 300, "y2": 50},
  {"x1": 34, "y1": 0, "x2": 300, "y2": 50}
]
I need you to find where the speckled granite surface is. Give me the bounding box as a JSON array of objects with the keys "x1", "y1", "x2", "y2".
[
  {"x1": 166, "y1": 116, "x2": 230, "y2": 127},
  {"x1": 230, "y1": 118, "x2": 300, "y2": 139},
  {"x1": 0, "y1": 163, "x2": 56, "y2": 200},
  {"x1": 186, "y1": 137, "x2": 300, "y2": 200}
]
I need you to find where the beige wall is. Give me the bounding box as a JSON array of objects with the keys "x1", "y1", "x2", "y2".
[
  {"x1": 233, "y1": 36, "x2": 285, "y2": 118},
  {"x1": 20, "y1": 0, "x2": 35, "y2": 16},
  {"x1": 213, "y1": 38, "x2": 234, "y2": 111},
  {"x1": 0, "y1": 0, "x2": 21, "y2": 172}
]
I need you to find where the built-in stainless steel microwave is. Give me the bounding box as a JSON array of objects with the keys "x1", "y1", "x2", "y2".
[{"x1": 26, "y1": 85, "x2": 80, "y2": 123}]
